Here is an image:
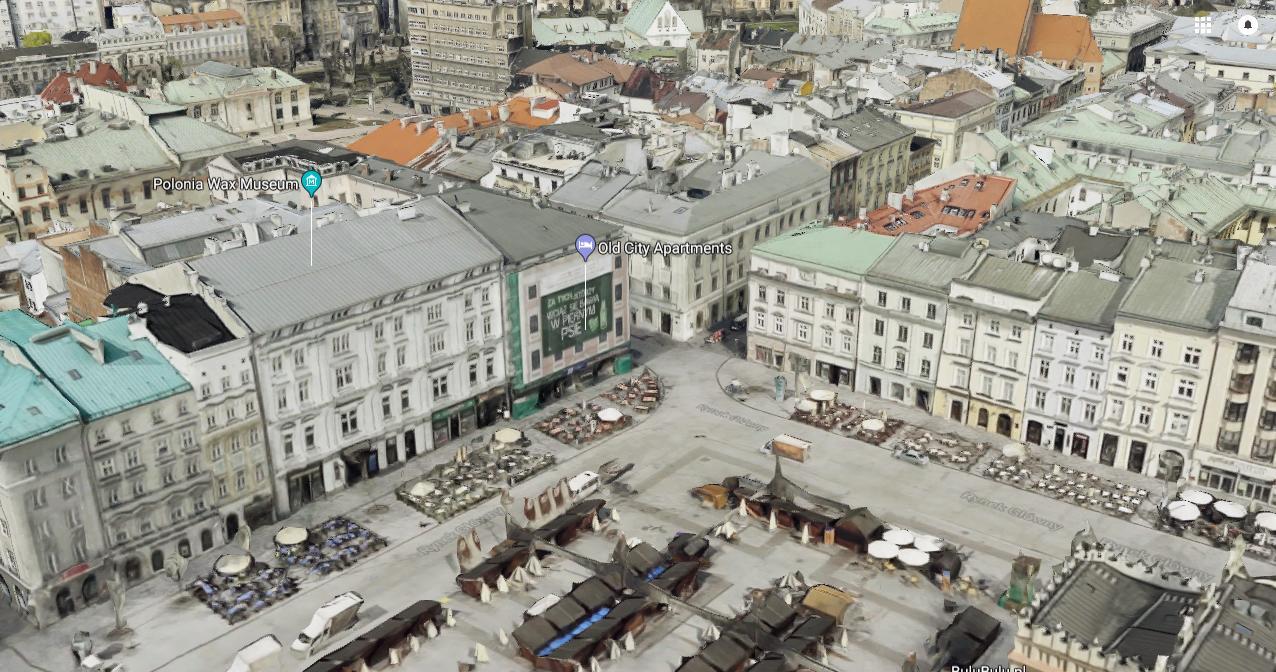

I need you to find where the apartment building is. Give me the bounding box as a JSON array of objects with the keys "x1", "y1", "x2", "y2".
[
  {"x1": 95, "y1": 19, "x2": 167, "y2": 84},
  {"x1": 159, "y1": 10, "x2": 252, "y2": 74},
  {"x1": 0, "y1": 320, "x2": 107, "y2": 627},
  {"x1": 1100, "y1": 257, "x2": 1240, "y2": 478},
  {"x1": 858, "y1": 235, "x2": 980, "y2": 412},
  {"x1": 160, "y1": 62, "x2": 311, "y2": 137},
  {"x1": 0, "y1": 314, "x2": 214, "y2": 587},
  {"x1": 222, "y1": 0, "x2": 303, "y2": 68},
  {"x1": 748, "y1": 227, "x2": 893, "y2": 389},
  {"x1": 0, "y1": 42, "x2": 98, "y2": 98},
  {"x1": 1195, "y1": 257, "x2": 1276, "y2": 505},
  {"x1": 1024, "y1": 270, "x2": 1131, "y2": 460},
  {"x1": 823, "y1": 108, "x2": 914, "y2": 221},
  {"x1": 405, "y1": 0, "x2": 532, "y2": 114},
  {"x1": 935, "y1": 255, "x2": 1064, "y2": 438},
  {"x1": 184, "y1": 199, "x2": 506, "y2": 515},
  {"x1": 1089, "y1": 6, "x2": 1174, "y2": 72},
  {"x1": 893, "y1": 90, "x2": 997, "y2": 172}
]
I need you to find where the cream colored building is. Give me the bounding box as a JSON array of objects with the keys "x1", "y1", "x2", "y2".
[
  {"x1": 95, "y1": 19, "x2": 168, "y2": 84},
  {"x1": 797, "y1": 0, "x2": 871, "y2": 39},
  {"x1": 893, "y1": 89, "x2": 997, "y2": 171},
  {"x1": 160, "y1": 62, "x2": 311, "y2": 137},
  {"x1": 935, "y1": 255, "x2": 1064, "y2": 438},
  {"x1": 404, "y1": 0, "x2": 532, "y2": 114},
  {"x1": 1099, "y1": 257, "x2": 1239, "y2": 478},
  {"x1": 159, "y1": 10, "x2": 252, "y2": 74},
  {"x1": 1194, "y1": 256, "x2": 1276, "y2": 505}
]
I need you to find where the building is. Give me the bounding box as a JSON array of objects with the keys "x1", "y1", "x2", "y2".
[
  {"x1": 797, "y1": 0, "x2": 875, "y2": 40},
  {"x1": 847, "y1": 174, "x2": 1014, "y2": 237},
  {"x1": 695, "y1": 31, "x2": 737, "y2": 76},
  {"x1": 621, "y1": 0, "x2": 703, "y2": 49},
  {"x1": 404, "y1": 0, "x2": 532, "y2": 114},
  {"x1": 918, "y1": 65, "x2": 1015, "y2": 133},
  {"x1": 1024, "y1": 264, "x2": 1131, "y2": 460},
  {"x1": 222, "y1": 0, "x2": 302, "y2": 68},
  {"x1": 158, "y1": 10, "x2": 251, "y2": 75},
  {"x1": 0, "y1": 42, "x2": 98, "y2": 98},
  {"x1": 1194, "y1": 256, "x2": 1276, "y2": 505},
  {"x1": 0, "y1": 313, "x2": 213, "y2": 587},
  {"x1": 1101, "y1": 257, "x2": 1240, "y2": 477},
  {"x1": 550, "y1": 148, "x2": 831, "y2": 342},
  {"x1": 0, "y1": 320, "x2": 106, "y2": 627},
  {"x1": 864, "y1": 12, "x2": 959, "y2": 49},
  {"x1": 106, "y1": 279, "x2": 275, "y2": 545},
  {"x1": 482, "y1": 126, "x2": 607, "y2": 197},
  {"x1": 38, "y1": 61, "x2": 127, "y2": 106},
  {"x1": 301, "y1": 0, "x2": 341, "y2": 60},
  {"x1": 160, "y1": 62, "x2": 311, "y2": 137},
  {"x1": 1, "y1": 0, "x2": 104, "y2": 50},
  {"x1": 950, "y1": 0, "x2": 1104, "y2": 93},
  {"x1": 349, "y1": 97, "x2": 557, "y2": 169},
  {"x1": 1089, "y1": 6, "x2": 1174, "y2": 72},
  {"x1": 934, "y1": 254, "x2": 1064, "y2": 437},
  {"x1": 748, "y1": 226, "x2": 893, "y2": 389},
  {"x1": 1146, "y1": 37, "x2": 1276, "y2": 95},
  {"x1": 823, "y1": 108, "x2": 915, "y2": 221},
  {"x1": 859, "y1": 235, "x2": 980, "y2": 411},
  {"x1": 0, "y1": 87, "x2": 248, "y2": 240},
  {"x1": 893, "y1": 90, "x2": 997, "y2": 172},
  {"x1": 184, "y1": 198, "x2": 507, "y2": 515},
  {"x1": 94, "y1": 19, "x2": 167, "y2": 85},
  {"x1": 449, "y1": 187, "x2": 631, "y2": 418}
]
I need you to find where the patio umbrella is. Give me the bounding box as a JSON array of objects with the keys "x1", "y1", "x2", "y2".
[
  {"x1": 214, "y1": 554, "x2": 253, "y2": 577},
  {"x1": 867, "y1": 540, "x2": 899, "y2": 560},
  {"x1": 897, "y1": 548, "x2": 929, "y2": 567},
  {"x1": 1178, "y1": 489, "x2": 1213, "y2": 506},
  {"x1": 912, "y1": 535, "x2": 944, "y2": 553},
  {"x1": 1213, "y1": 500, "x2": 1246, "y2": 519},
  {"x1": 795, "y1": 399, "x2": 817, "y2": 413},
  {"x1": 860, "y1": 419, "x2": 885, "y2": 432},
  {"x1": 597, "y1": 408, "x2": 623, "y2": 423},
  {"x1": 1168, "y1": 500, "x2": 1201, "y2": 522},
  {"x1": 1256, "y1": 512, "x2": 1276, "y2": 531},
  {"x1": 809, "y1": 389, "x2": 836, "y2": 402},
  {"x1": 883, "y1": 528, "x2": 915, "y2": 546},
  {"x1": 494, "y1": 428, "x2": 522, "y2": 444},
  {"x1": 274, "y1": 526, "x2": 308, "y2": 546}
]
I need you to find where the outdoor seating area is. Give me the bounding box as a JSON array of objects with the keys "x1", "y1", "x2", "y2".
[
  {"x1": 397, "y1": 440, "x2": 555, "y2": 521},
  {"x1": 1161, "y1": 490, "x2": 1276, "y2": 560},
  {"x1": 535, "y1": 402, "x2": 632, "y2": 446},
  {"x1": 791, "y1": 392, "x2": 904, "y2": 446},
  {"x1": 985, "y1": 459, "x2": 1147, "y2": 519},
  {"x1": 888, "y1": 428, "x2": 987, "y2": 470},
  {"x1": 187, "y1": 555, "x2": 299, "y2": 624},
  {"x1": 274, "y1": 517, "x2": 388, "y2": 575},
  {"x1": 598, "y1": 367, "x2": 663, "y2": 413}
]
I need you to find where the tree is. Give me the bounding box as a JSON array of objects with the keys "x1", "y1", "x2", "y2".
[{"x1": 20, "y1": 31, "x2": 52, "y2": 48}]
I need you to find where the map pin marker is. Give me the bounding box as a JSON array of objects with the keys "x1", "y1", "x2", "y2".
[
  {"x1": 302, "y1": 169, "x2": 322, "y2": 198},
  {"x1": 575, "y1": 234, "x2": 596, "y2": 262}
]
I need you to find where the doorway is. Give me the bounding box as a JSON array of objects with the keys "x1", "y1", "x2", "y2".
[
  {"x1": 201, "y1": 529, "x2": 214, "y2": 551},
  {"x1": 996, "y1": 413, "x2": 1012, "y2": 437},
  {"x1": 660, "y1": 312, "x2": 672, "y2": 335},
  {"x1": 1127, "y1": 441, "x2": 1147, "y2": 473},
  {"x1": 869, "y1": 377, "x2": 882, "y2": 396},
  {"x1": 1053, "y1": 426, "x2": 1066, "y2": 451},
  {"x1": 950, "y1": 400, "x2": 963, "y2": 422},
  {"x1": 1025, "y1": 420, "x2": 1042, "y2": 445},
  {"x1": 915, "y1": 389, "x2": 929, "y2": 410},
  {"x1": 405, "y1": 429, "x2": 417, "y2": 458},
  {"x1": 225, "y1": 514, "x2": 240, "y2": 543},
  {"x1": 977, "y1": 408, "x2": 989, "y2": 429},
  {"x1": 1071, "y1": 434, "x2": 1090, "y2": 459},
  {"x1": 55, "y1": 588, "x2": 75, "y2": 617}
]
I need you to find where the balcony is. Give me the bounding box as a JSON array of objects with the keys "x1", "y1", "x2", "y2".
[
  {"x1": 1267, "y1": 380, "x2": 1276, "y2": 402},
  {"x1": 1230, "y1": 373, "x2": 1254, "y2": 395}
]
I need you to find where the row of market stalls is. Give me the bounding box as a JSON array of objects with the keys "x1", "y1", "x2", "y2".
[
  {"x1": 456, "y1": 499, "x2": 605, "y2": 599},
  {"x1": 301, "y1": 600, "x2": 445, "y2": 672}
]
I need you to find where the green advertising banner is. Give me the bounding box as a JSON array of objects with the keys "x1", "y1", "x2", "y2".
[{"x1": 541, "y1": 272, "x2": 612, "y2": 356}]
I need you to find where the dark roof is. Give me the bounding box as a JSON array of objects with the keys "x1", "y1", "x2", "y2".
[
  {"x1": 0, "y1": 42, "x2": 96, "y2": 62},
  {"x1": 620, "y1": 66, "x2": 676, "y2": 101},
  {"x1": 448, "y1": 187, "x2": 620, "y2": 264},
  {"x1": 512, "y1": 48, "x2": 558, "y2": 73},
  {"x1": 568, "y1": 576, "x2": 618, "y2": 612},
  {"x1": 226, "y1": 139, "x2": 362, "y2": 169},
  {"x1": 1182, "y1": 576, "x2": 1276, "y2": 672},
  {"x1": 543, "y1": 598, "x2": 588, "y2": 630},
  {"x1": 741, "y1": 27, "x2": 794, "y2": 47},
  {"x1": 513, "y1": 616, "x2": 558, "y2": 651},
  {"x1": 1014, "y1": 73, "x2": 1045, "y2": 95},
  {"x1": 103, "y1": 288, "x2": 236, "y2": 354},
  {"x1": 901, "y1": 90, "x2": 995, "y2": 118},
  {"x1": 1052, "y1": 225, "x2": 1133, "y2": 268},
  {"x1": 825, "y1": 108, "x2": 913, "y2": 151},
  {"x1": 698, "y1": 634, "x2": 753, "y2": 671}
]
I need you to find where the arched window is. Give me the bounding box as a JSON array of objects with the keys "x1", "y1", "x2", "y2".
[
  {"x1": 178, "y1": 539, "x2": 192, "y2": 558},
  {"x1": 150, "y1": 549, "x2": 164, "y2": 572}
]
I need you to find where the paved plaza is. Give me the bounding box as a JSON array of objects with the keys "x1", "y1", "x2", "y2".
[{"x1": 2, "y1": 339, "x2": 1271, "y2": 672}]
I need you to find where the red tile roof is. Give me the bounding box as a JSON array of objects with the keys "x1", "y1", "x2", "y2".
[
  {"x1": 347, "y1": 97, "x2": 556, "y2": 166},
  {"x1": 845, "y1": 174, "x2": 1015, "y2": 237},
  {"x1": 39, "y1": 62, "x2": 128, "y2": 105},
  {"x1": 952, "y1": 0, "x2": 1033, "y2": 56},
  {"x1": 1025, "y1": 15, "x2": 1103, "y2": 65}
]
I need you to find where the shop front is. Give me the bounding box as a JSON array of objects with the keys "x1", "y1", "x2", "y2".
[
  {"x1": 287, "y1": 462, "x2": 326, "y2": 513},
  {"x1": 510, "y1": 347, "x2": 628, "y2": 419},
  {"x1": 1193, "y1": 452, "x2": 1276, "y2": 505}
]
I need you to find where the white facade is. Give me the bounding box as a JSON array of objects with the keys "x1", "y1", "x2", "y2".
[
  {"x1": 95, "y1": 20, "x2": 167, "y2": 83},
  {"x1": 1025, "y1": 317, "x2": 1113, "y2": 460},
  {"x1": 160, "y1": 15, "x2": 252, "y2": 73},
  {"x1": 5, "y1": 0, "x2": 104, "y2": 46},
  {"x1": 856, "y1": 278, "x2": 951, "y2": 411}
]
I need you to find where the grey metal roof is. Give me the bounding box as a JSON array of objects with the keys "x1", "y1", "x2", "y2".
[
  {"x1": 549, "y1": 162, "x2": 639, "y2": 216},
  {"x1": 188, "y1": 197, "x2": 502, "y2": 332},
  {"x1": 975, "y1": 212, "x2": 1075, "y2": 252},
  {"x1": 1181, "y1": 577, "x2": 1276, "y2": 672},
  {"x1": 1118, "y1": 258, "x2": 1241, "y2": 331},
  {"x1": 867, "y1": 234, "x2": 980, "y2": 295},
  {"x1": 959, "y1": 255, "x2": 1062, "y2": 300},
  {"x1": 127, "y1": 201, "x2": 355, "y2": 266},
  {"x1": 1040, "y1": 271, "x2": 1132, "y2": 329},
  {"x1": 824, "y1": 108, "x2": 913, "y2": 152},
  {"x1": 1052, "y1": 226, "x2": 1133, "y2": 270},
  {"x1": 446, "y1": 187, "x2": 621, "y2": 263},
  {"x1": 1229, "y1": 261, "x2": 1276, "y2": 316}
]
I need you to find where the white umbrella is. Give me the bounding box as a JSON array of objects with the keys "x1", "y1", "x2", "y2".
[
  {"x1": 1168, "y1": 500, "x2": 1201, "y2": 522},
  {"x1": 860, "y1": 419, "x2": 885, "y2": 432},
  {"x1": 897, "y1": 548, "x2": 929, "y2": 567},
  {"x1": 274, "y1": 526, "x2": 308, "y2": 546},
  {"x1": 809, "y1": 389, "x2": 836, "y2": 402},
  {"x1": 213, "y1": 554, "x2": 252, "y2": 576},
  {"x1": 912, "y1": 535, "x2": 944, "y2": 553},
  {"x1": 597, "y1": 408, "x2": 623, "y2": 423},
  {"x1": 1213, "y1": 500, "x2": 1246, "y2": 519},
  {"x1": 494, "y1": 428, "x2": 522, "y2": 444},
  {"x1": 795, "y1": 399, "x2": 817, "y2": 413},
  {"x1": 883, "y1": 528, "x2": 915, "y2": 546},
  {"x1": 867, "y1": 540, "x2": 899, "y2": 559},
  {"x1": 1256, "y1": 512, "x2": 1276, "y2": 531},
  {"x1": 1179, "y1": 489, "x2": 1213, "y2": 506}
]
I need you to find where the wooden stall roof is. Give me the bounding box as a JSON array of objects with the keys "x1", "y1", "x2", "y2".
[{"x1": 513, "y1": 616, "x2": 559, "y2": 651}]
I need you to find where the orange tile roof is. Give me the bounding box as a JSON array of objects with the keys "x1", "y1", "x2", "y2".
[
  {"x1": 40, "y1": 62, "x2": 127, "y2": 104},
  {"x1": 951, "y1": 0, "x2": 1032, "y2": 56},
  {"x1": 850, "y1": 174, "x2": 1015, "y2": 237},
  {"x1": 520, "y1": 53, "x2": 613, "y2": 87},
  {"x1": 158, "y1": 9, "x2": 245, "y2": 31},
  {"x1": 347, "y1": 97, "x2": 556, "y2": 166},
  {"x1": 1026, "y1": 15, "x2": 1102, "y2": 64}
]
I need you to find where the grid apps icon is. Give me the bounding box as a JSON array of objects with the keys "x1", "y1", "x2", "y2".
[{"x1": 1193, "y1": 16, "x2": 1213, "y2": 34}]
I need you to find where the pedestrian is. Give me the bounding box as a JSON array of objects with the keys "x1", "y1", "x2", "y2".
[{"x1": 71, "y1": 645, "x2": 81, "y2": 665}]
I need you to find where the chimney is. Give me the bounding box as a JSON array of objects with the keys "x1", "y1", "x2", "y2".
[
  {"x1": 89, "y1": 61, "x2": 98, "y2": 75},
  {"x1": 904, "y1": 185, "x2": 915, "y2": 203},
  {"x1": 498, "y1": 103, "x2": 510, "y2": 122},
  {"x1": 721, "y1": 170, "x2": 734, "y2": 190},
  {"x1": 887, "y1": 192, "x2": 903, "y2": 211},
  {"x1": 940, "y1": 187, "x2": 951, "y2": 203},
  {"x1": 746, "y1": 161, "x2": 760, "y2": 180},
  {"x1": 858, "y1": 207, "x2": 868, "y2": 221},
  {"x1": 399, "y1": 118, "x2": 408, "y2": 128},
  {"x1": 137, "y1": 302, "x2": 149, "y2": 315},
  {"x1": 457, "y1": 201, "x2": 472, "y2": 213},
  {"x1": 1088, "y1": 224, "x2": 1099, "y2": 236}
]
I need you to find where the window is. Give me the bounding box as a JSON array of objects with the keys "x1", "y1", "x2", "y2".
[
  {"x1": 897, "y1": 325, "x2": 909, "y2": 342},
  {"x1": 877, "y1": 291, "x2": 887, "y2": 307},
  {"x1": 756, "y1": 286, "x2": 767, "y2": 301},
  {"x1": 1007, "y1": 352, "x2": 1019, "y2": 370},
  {"x1": 331, "y1": 333, "x2": 350, "y2": 354},
  {"x1": 427, "y1": 303, "x2": 443, "y2": 321},
  {"x1": 1093, "y1": 345, "x2": 1106, "y2": 362},
  {"x1": 1059, "y1": 397, "x2": 1072, "y2": 416},
  {"x1": 1175, "y1": 379, "x2": 1196, "y2": 400},
  {"x1": 335, "y1": 364, "x2": 353, "y2": 390},
  {"x1": 899, "y1": 297, "x2": 911, "y2": 312},
  {"x1": 926, "y1": 303, "x2": 937, "y2": 320},
  {"x1": 1120, "y1": 334, "x2": 1134, "y2": 352},
  {"x1": 824, "y1": 303, "x2": 835, "y2": 319},
  {"x1": 1011, "y1": 326, "x2": 1023, "y2": 340},
  {"x1": 339, "y1": 409, "x2": 360, "y2": 436},
  {"x1": 1040, "y1": 333, "x2": 1054, "y2": 351},
  {"x1": 873, "y1": 320, "x2": 885, "y2": 337},
  {"x1": 1067, "y1": 340, "x2": 1080, "y2": 356},
  {"x1": 429, "y1": 333, "x2": 445, "y2": 354},
  {"x1": 1149, "y1": 339, "x2": 1164, "y2": 358},
  {"x1": 920, "y1": 359, "x2": 931, "y2": 377},
  {"x1": 1142, "y1": 370, "x2": 1159, "y2": 392},
  {"x1": 796, "y1": 322, "x2": 810, "y2": 341},
  {"x1": 1136, "y1": 405, "x2": 1153, "y2": 427},
  {"x1": 894, "y1": 352, "x2": 906, "y2": 372},
  {"x1": 1168, "y1": 412, "x2": 1190, "y2": 436},
  {"x1": 775, "y1": 290, "x2": 785, "y2": 306},
  {"x1": 754, "y1": 313, "x2": 765, "y2": 330},
  {"x1": 1109, "y1": 399, "x2": 1125, "y2": 419},
  {"x1": 1182, "y1": 346, "x2": 1201, "y2": 367},
  {"x1": 798, "y1": 296, "x2": 811, "y2": 312},
  {"x1": 922, "y1": 333, "x2": 934, "y2": 349},
  {"x1": 432, "y1": 374, "x2": 449, "y2": 398},
  {"x1": 955, "y1": 368, "x2": 968, "y2": 388},
  {"x1": 1038, "y1": 360, "x2": 1051, "y2": 379},
  {"x1": 1001, "y1": 381, "x2": 1014, "y2": 400},
  {"x1": 297, "y1": 379, "x2": 309, "y2": 404},
  {"x1": 985, "y1": 345, "x2": 997, "y2": 362},
  {"x1": 1034, "y1": 390, "x2": 1047, "y2": 410},
  {"x1": 989, "y1": 320, "x2": 1001, "y2": 335},
  {"x1": 841, "y1": 335, "x2": 853, "y2": 352},
  {"x1": 962, "y1": 312, "x2": 974, "y2": 328},
  {"x1": 871, "y1": 346, "x2": 883, "y2": 365},
  {"x1": 381, "y1": 395, "x2": 392, "y2": 418},
  {"x1": 1083, "y1": 403, "x2": 1097, "y2": 423},
  {"x1": 1063, "y1": 366, "x2": 1076, "y2": 385},
  {"x1": 1088, "y1": 371, "x2": 1101, "y2": 391},
  {"x1": 980, "y1": 375, "x2": 993, "y2": 396},
  {"x1": 1115, "y1": 366, "x2": 1129, "y2": 385},
  {"x1": 283, "y1": 433, "x2": 294, "y2": 457},
  {"x1": 483, "y1": 315, "x2": 493, "y2": 338}
]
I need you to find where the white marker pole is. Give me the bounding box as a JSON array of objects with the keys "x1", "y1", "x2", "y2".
[{"x1": 309, "y1": 197, "x2": 314, "y2": 267}]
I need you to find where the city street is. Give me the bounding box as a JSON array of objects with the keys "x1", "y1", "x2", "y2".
[{"x1": 2, "y1": 339, "x2": 1271, "y2": 672}]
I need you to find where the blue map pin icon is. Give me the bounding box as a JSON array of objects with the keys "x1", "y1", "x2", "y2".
[
  {"x1": 575, "y1": 234, "x2": 596, "y2": 262},
  {"x1": 301, "y1": 169, "x2": 322, "y2": 197}
]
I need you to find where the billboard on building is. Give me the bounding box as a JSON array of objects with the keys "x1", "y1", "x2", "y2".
[{"x1": 540, "y1": 272, "x2": 613, "y2": 356}]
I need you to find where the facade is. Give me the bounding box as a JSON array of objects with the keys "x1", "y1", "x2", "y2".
[
  {"x1": 1194, "y1": 257, "x2": 1276, "y2": 505},
  {"x1": 824, "y1": 108, "x2": 914, "y2": 221},
  {"x1": 1089, "y1": 6, "x2": 1174, "y2": 72},
  {"x1": 0, "y1": 42, "x2": 98, "y2": 98},
  {"x1": 620, "y1": 0, "x2": 703, "y2": 49},
  {"x1": 798, "y1": 0, "x2": 872, "y2": 40},
  {"x1": 301, "y1": 0, "x2": 341, "y2": 60},
  {"x1": 184, "y1": 198, "x2": 506, "y2": 515},
  {"x1": 2, "y1": 0, "x2": 104, "y2": 48},
  {"x1": 404, "y1": 0, "x2": 532, "y2": 114},
  {"x1": 935, "y1": 255, "x2": 1064, "y2": 438},
  {"x1": 858, "y1": 235, "x2": 980, "y2": 411},
  {"x1": 550, "y1": 149, "x2": 831, "y2": 342},
  {"x1": 1100, "y1": 258, "x2": 1240, "y2": 477},
  {"x1": 222, "y1": 0, "x2": 303, "y2": 68},
  {"x1": 893, "y1": 90, "x2": 997, "y2": 172},
  {"x1": 160, "y1": 62, "x2": 311, "y2": 137},
  {"x1": 864, "y1": 12, "x2": 958, "y2": 48},
  {"x1": 748, "y1": 227, "x2": 893, "y2": 390},
  {"x1": 1024, "y1": 269, "x2": 1130, "y2": 460},
  {"x1": 0, "y1": 314, "x2": 214, "y2": 588},
  {"x1": 0, "y1": 317, "x2": 105, "y2": 627},
  {"x1": 158, "y1": 10, "x2": 251, "y2": 74},
  {"x1": 95, "y1": 19, "x2": 167, "y2": 84}
]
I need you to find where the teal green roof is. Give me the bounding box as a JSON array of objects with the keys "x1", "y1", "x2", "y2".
[
  {"x1": 0, "y1": 353, "x2": 80, "y2": 449},
  {"x1": 0, "y1": 312, "x2": 190, "y2": 421},
  {"x1": 754, "y1": 226, "x2": 894, "y2": 280},
  {"x1": 623, "y1": 0, "x2": 667, "y2": 34}
]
